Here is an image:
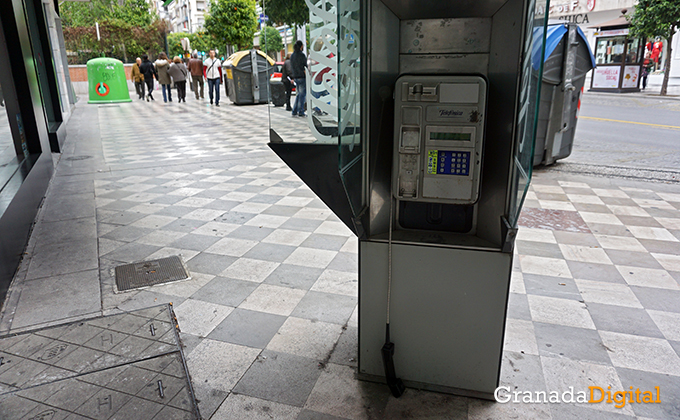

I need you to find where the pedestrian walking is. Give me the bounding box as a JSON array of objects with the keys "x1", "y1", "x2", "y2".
[
  {"x1": 203, "y1": 50, "x2": 222, "y2": 106},
  {"x1": 188, "y1": 53, "x2": 204, "y2": 100},
  {"x1": 168, "y1": 56, "x2": 188, "y2": 103},
  {"x1": 155, "y1": 52, "x2": 173, "y2": 102},
  {"x1": 641, "y1": 64, "x2": 650, "y2": 90},
  {"x1": 131, "y1": 57, "x2": 145, "y2": 100},
  {"x1": 139, "y1": 54, "x2": 156, "y2": 102},
  {"x1": 281, "y1": 53, "x2": 293, "y2": 111},
  {"x1": 291, "y1": 41, "x2": 307, "y2": 117}
]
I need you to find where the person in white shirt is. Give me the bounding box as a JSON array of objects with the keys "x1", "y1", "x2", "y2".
[{"x1": 203, "y1": 49, "x2": 222, "y2": 106}]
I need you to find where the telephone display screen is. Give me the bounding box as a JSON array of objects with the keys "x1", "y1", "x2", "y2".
[
  {"x1": 427, "y1": 150, "x2": 470, "y2": 176},
  {"x1": 429, "y1": 132, "x2": 472, "y2": 141}
]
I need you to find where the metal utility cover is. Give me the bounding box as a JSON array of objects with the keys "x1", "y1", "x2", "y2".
[
  {"x1": 0, "y1": 304, "x2": 200, "y2": 419},
  {"x1": 115, "y1": 256, "x2": 190, "y2": 292}
]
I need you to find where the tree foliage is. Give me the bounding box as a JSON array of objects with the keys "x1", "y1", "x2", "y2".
[
  {"x1": 262, "y1": 26, "x2": 283, "y2": 57},
  {"x1": 167, "y1": 31, "x2": 213, "y2": 58},
  {"x1": 63, "y1": 20, "x2": 167, "y2": 64},
  {"x1": 264, "y1": 0, "x2": 308, "y2": 27},
  {"x1": 628, "y1": 0, "x2": 680, "y2": 95},
  {"x1": 204, "y1": 0, "x2": 258, "y2": 51},
  {"x1": 60, "y1": 0, "x2": 153, "y2": 27}
]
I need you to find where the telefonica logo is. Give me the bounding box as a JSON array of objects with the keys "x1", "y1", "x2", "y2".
[
  {"x1": 438, "y1": 109, "x2": 464, "y2": 117},
  {"x1": 495, "y1": 386, "x2": 661, "y2": 409}
]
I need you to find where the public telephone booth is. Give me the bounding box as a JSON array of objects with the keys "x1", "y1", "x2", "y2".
[
  {"x1": 266, "y1": 0, "x2": 550, "y2": 399},
  {"x1": 590, "y1": 17, "x2": 644, "y2": 92}
]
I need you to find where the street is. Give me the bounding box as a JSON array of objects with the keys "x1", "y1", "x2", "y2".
[{"x1": 557, "y1": 93, "x2": 680, "y2": 173}]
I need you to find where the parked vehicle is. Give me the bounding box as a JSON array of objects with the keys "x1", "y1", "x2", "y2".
[{"x1": 270, "y1": 61, "x2": 295, "y2": 93}]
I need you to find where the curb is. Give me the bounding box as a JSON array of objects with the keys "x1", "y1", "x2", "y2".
[{"x1": 582, "y1": 90, "x2": 680, "y2": 101}]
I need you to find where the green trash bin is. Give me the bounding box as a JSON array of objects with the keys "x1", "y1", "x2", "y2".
[{"x1": 87, "y1": 57, "x2": 132, "y2": 104}]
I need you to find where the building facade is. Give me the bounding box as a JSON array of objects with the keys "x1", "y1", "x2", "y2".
[
  {"x1": 0, "y1": 0, "x2": 73, "y2": 304},
  {"x1": 539, "y1": 0, "x2": 680, "y2": 78},
  {"x1": 164, "y1": 0, "x2": 207, "y2": 33}
]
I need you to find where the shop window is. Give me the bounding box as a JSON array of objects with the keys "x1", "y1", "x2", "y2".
[
  {"x1": 625, "y1": 38, "x2": 641, "y2": 63},
  {"x1": 595, "y1": 36, "x2": 626, "y2": 65}
]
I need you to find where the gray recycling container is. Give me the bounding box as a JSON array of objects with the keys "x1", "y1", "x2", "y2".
[
  {"x1": 224, "y1": 49, "x2": 275, "y2": 105},
  {"x1": 533, "y1": 22, "x2": 596, "y2": 166}
]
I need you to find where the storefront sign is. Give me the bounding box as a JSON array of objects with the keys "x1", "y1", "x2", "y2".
[
  {"x1": 622, "y1": 65, "x2": 640, "y2": 88},
  {"x1": 592, "y1": 67, "x2": 620, "y2": 88},
  {"x1": 594, "y1": 29, "x2": 629, "y2": 37},
  {"x1": 550, "y1": 1, "x2": 580, "y2": 13},
  {"x1": 558, "y1": 14, "x2": 590, "y2": 24},
  {"x1": 536, "y1": 0, "x2": 596, "y2": 16}
]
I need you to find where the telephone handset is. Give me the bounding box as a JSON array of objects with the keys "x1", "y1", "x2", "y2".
[{"x1": 392, "y1": 75, "x2": 487, "y2": 205}]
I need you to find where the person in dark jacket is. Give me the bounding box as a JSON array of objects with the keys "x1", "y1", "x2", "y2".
[
  {"x1": 281, "y1": 53, "x2": 294, "y2": 111},
  {"x1": 290, "y1": 41, "x2": 307, "y2": 117},
  {"x1": 139, "y1": 54, "x2": 156, "y2": 101},
  {"x1": 187, "y1": 53, "x2": 204, "y2": 100},
  {"x1": 168, "y1": 56, "x2": 188, "y2": 102}
]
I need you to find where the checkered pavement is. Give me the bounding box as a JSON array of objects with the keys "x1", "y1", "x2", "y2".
[
  {"x1": 511, "y1": 178, "x2": 680, "y2": 419},
  {"x1": 2, "y1": 98, "x2": 679, "y2": 419}
]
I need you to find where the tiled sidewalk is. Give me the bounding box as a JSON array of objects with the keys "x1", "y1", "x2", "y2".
[{"x1": 0, "y1": 99, "x2": 679, "y2": 419}]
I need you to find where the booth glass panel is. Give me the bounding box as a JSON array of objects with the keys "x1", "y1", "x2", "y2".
[
  {"x1": 507, "y1": 0, "x2": 550, "y2": 227},
  {"x1": 337, "y1": 0, "x2": 364, "y2": 217},
  {"x1": 268, "y1": 0, "x2": 344, "y2": 146}
]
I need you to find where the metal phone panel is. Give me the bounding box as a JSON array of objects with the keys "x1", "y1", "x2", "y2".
[
  {"x1": 392, "y1": 75, "x2": 487, "y2": 205},
  {"x1": 400, "y1": 18, "x2": 492, "y2": 55},
  {"x1": 399, "y1": 53, "x2": 490, "y2": 75}
]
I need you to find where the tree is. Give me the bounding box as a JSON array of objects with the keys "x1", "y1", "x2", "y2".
[
  {"x1": 628, "y1": 1, "x2": 680, "y2": 95},
  {"x1": 204, "y1": 0, "x2": 258, "y2": 52},
  {"x1": 264, "y1": 0, "x2": 308, "y2": 28},
  {"x1": 60, "y1": 0, "x2": 152, "y2": 27},
  {"x1": 63, "y1": 20, "x2": 166, "y2": 64},
  {"x1": 262, "y1": 26, "x2": 283, "y2": 58},
  {"x1": 168, "y1": 31, "x2": 213, "y2": 58}
]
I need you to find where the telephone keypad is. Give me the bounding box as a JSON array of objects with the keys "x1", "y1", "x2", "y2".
[{"x1": 435, "y1": 151, "x2": 471, "y2": 176}]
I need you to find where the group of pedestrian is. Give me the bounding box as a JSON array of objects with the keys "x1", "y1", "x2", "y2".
[{"x1": 130, "y1": 49, "x2": 224, "y2": 106}]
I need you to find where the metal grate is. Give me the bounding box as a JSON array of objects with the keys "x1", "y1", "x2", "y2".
[
  {"x1": 115, "y1": 255, "x2": 190, "y2": 291},
  {"x1": 65, "y1": 155, "x2": 93, "y2": 161},
  {"x1": 0, "y1": 304, "x2": 200, "y2": 419}
]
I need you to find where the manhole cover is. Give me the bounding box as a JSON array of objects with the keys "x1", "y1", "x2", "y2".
[
  {"x1": 115, "y1": 256, "x2": 190, "y2": 292},
  {"x1": 65, "y1": 155, "x2": 93, "y2": 161}
]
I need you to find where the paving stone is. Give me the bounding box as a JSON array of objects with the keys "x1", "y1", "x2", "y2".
[
  {"x1": 232, "y1": 350, "x2": 322, "y2": 407},
  {"x1": 290, "y1": 291, "x2": 357, "y2": 325},
  {"x1": 190, "y1": 276, "x2": 258, "y2": 307},
  {"x1": 533, "y1": 322, "x2": 612, "y2": 364},
  {"x1": 208, "y1": 308, "x2": 286, "y2": 348}
]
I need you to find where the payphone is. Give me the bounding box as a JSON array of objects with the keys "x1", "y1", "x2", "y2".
[
  {"x1": 268, "y1": 0, "x2": 550, "y2": 401},
  {"x1": 393, "y1": 75, "x2": 486, "y2": 205}
]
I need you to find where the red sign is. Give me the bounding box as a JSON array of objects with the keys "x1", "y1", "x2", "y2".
[
  {"x1": 586, "y1": 0, "x2": 595, "y2": 11},
  {"x1": 95, "y1": 83, "x2": 110, "y2": 96}
]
